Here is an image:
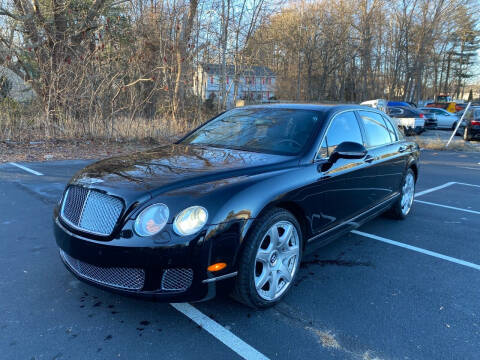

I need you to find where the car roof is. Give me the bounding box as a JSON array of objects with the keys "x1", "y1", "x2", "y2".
[
  {"x1": 389, "y1": 106, "x2": 416, "y2": 110},
  {"x1": 238, "y1": 103, "x2": 380, "y2": 117},
  {"x1": 420, "y1": 107, "x2": 446, "y2": 110}
]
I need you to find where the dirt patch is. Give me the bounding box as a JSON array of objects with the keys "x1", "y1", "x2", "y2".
[
  {"x1": 300, "y1": 259, "x2": 373, "y2": 269},
  {"x1": 305, "y1": 327, "x2": 341, "y2": 349},
  {"x1": 0, "y1": 138, "x2": 171, "y2": 163}
]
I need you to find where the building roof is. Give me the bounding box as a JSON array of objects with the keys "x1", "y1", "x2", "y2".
[{"x1": 201, "y1": 64, "x2": 275, "y2": 77}]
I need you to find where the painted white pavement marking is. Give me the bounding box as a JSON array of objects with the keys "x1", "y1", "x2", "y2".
[
  {"x1": 8, "y1": 162, "x2": 44, "y2": 176},
  {"x1": 352, "y1": 230, "x2": 480, "y2": 271},
  {"x1": 415, "y1": 200, "x2": 480, "y2": 215},
  {"x1": 414, "y1": 182, "x2": 455, "y2": 197},
  {"x1": 170, "y1": 303, "x2": 270, "y2": 360}
]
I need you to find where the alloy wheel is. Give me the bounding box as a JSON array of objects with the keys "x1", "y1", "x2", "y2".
[
  {"x1": 254, "y1": 221, "x2": 300, "y2": 301},
  {"x1": 401, "y1": 172, "x2": 415, "y2": 215}
]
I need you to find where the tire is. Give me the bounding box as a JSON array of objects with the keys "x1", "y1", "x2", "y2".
[
  {"x1": 387, "y1": 168, "x2": 416, "y2": 220},
  {"x1": 464, "y1": 127, "x2": 472, "y2": 141},
  {"x1": 451, "y1": 122, "x2": 457, "y2": 130},
  {"x1": 232, "y1": 208, "x2": 303, "y2": 308}
]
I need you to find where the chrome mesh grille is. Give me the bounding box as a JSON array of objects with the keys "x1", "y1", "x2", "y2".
[
  {"x1": 161, "y1": 268, "x2": 193, "y2": 291},
  {"x1": 60, "y1": 186, "x2": 123, "y2": 236},
  {"x1": 60, "y1": 250, "x2": 145, "y2": 290}
]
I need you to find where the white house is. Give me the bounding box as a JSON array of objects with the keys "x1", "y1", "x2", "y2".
[
  {"x1": 0, "y1": 66, "x2": 36, "y2": 103},
  {"x1": 193, "y1": 64, "x2": 276, "y2": 106}
]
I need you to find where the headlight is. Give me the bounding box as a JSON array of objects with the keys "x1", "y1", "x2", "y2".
[
  {"x1": 134, "y1": 203, "x2": 169, "y2": 237},
  {"x1": 173, "y1": 206, "x2": 208, "y2": 236}
]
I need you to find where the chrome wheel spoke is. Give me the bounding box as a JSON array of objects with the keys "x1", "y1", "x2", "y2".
[
  {"x1": 267, "y1": 227, "x2": 280, "y2": 248},
  {"x1": 278, "y1": 262, "x2": 292, "y2": 282},
  {"x1": 255, "y1": 269, "x2": 271, "y2": 289},
  {"x1": 266, "y1": 270, "x2": 279, "y2": 299},
  {"x1": 256, "y1": 249, "x2": 271, "y2": 264},
  {"x1": 277, "y1": 223, "x2": 293, "y2": 249},
  {"x1": 281, "y1": 247, "x2": 298, "y2": 262}
]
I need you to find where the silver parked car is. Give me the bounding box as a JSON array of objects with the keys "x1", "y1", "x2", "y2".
[{"x1": 418, "y1": 107, "x2": 459, "y2": 129}]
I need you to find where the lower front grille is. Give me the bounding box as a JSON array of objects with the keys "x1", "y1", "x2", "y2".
[
  {"x1": 161, "y1": 268, "x2": 193, "y2": 291},
  {"x1": 60, "y1": 250, "x2": 145, "y2": 290}
]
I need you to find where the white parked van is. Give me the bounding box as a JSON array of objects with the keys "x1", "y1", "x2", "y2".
[{"x1": 360, "y1": 99, "x2": 388, "y2": 113}]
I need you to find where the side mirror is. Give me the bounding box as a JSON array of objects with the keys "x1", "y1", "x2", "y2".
[{"x1": 329, "y1": 142, "x2": 367, "y2": 163}]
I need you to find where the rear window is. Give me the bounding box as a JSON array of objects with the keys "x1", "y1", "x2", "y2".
[{"x1": 404, "y1": 108, "x2": 421, "y2": 117}]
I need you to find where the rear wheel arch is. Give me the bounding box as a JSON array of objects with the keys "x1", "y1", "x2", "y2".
[{"x1": 409, "y1": 162, "x2": 418, "y2": 181}]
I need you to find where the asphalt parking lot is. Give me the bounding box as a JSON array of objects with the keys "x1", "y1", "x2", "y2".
[{"x1": 1, "y1": 150, "x2": 480, "y2": 360}]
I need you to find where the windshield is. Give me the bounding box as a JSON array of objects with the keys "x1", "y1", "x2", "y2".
[{"x1": 181, "y1": 108, "x2": 322, "y2": 155}]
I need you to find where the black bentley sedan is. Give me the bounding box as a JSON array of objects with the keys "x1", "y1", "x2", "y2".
[{"x1": 54, "y1": 104, "x2": 419, "y2": 308}]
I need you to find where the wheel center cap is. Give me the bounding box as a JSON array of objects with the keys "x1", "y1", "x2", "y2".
[{"x1": 270, "y1": 252, "x2": 278, "y2": 265}]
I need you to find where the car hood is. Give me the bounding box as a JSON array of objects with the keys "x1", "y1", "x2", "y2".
[{"x1": 70, "y1": 144, "x2": 295, "y2": 201}]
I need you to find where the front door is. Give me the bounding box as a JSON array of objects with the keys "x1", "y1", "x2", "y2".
[{"x1": 299, "y1": 110, "x2": 379, "y2": 235}]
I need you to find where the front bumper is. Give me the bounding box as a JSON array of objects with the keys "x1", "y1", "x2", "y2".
[{"x1": 54, "y1": 215, "x2": 246, "y2": 302}]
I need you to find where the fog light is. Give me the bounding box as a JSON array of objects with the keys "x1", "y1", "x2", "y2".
[{"x1": 207, "y1": 262, "x2": 227, "y2": 272}]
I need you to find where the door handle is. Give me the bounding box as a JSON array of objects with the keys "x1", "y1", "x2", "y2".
[{"x1": 364, "y1": 154, "x2": 375, "y2": 163}]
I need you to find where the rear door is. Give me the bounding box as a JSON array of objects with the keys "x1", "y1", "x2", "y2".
[
  {"x1": 357, "y1": 110, "x2": 405, "y2": 203},
  {"x1": 439, "y1": 110, "x2": 457, "y2": 128}
]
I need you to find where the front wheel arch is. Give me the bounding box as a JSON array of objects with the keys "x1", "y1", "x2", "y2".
[
  {"x1": 239, "y1": 200, "x2": 310, "y2": 259},
  {"x1": 232, "y1": 207, "x2": 304, "y2": 308}
]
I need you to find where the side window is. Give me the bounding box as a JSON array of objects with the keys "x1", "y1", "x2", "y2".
[
  {"x1": 382, "y1": 115, "x2": 398, "y2": 141},
  {"x1": 317, "y1": 111, "x2": 363, "y2": 159},
  {"x1": 475, "y1": 110, "x2": 480, "y2": 120},
  {"x1": 358, "y1": 111, "x2": 393, "y2": 147}
]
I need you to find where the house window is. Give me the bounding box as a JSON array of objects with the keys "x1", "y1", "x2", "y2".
[
  {"x1": 252, "y1": 76, "x2": 255, "y2": 84},
  {"x1": 245, "y1": 77, "x2": 249, "y2": 84},
  {"x1": 226, "y1": 76, "x2": 229, "y2": 84},
  {"x1": 262, "y1": 78, "x2": 265, "y2": 85},
  {"x1": 210, "y1": 76, "x2": 214, "y2": 84},
  {"x1": 267, "y1": 91, "x2": 270, "y2": 99}
]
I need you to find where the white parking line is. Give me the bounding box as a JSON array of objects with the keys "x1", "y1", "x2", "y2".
[
  {"x1": 351, "y1": 230, "x2": 480, "y2": 271},
  {"x1": 8, "y1": 162, "x2": 43, "y2": 176},
  {"x1": 455, "y1": 182, "x2": 480, "y2": 188},
  {"x1": 415, "y1": 182, "x2": 455, "y2": 197},
  {"x1": 458, "y1": 167, "x2": 480, "y2": 171},
  {"x1": 171, "y1": 303, "x2": 270, "y2": 360},
  {"x1": 415, "y1": 200, "x2": 480, "y2": 215}
]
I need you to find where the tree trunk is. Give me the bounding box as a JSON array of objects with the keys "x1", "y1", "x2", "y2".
[{"x1": 172, "y1": 0, "x2": 199, "y2": 118}]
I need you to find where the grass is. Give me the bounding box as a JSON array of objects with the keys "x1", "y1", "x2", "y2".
[{"x1": 412, "y1": 134, "x2": 480, "y2": 152}]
